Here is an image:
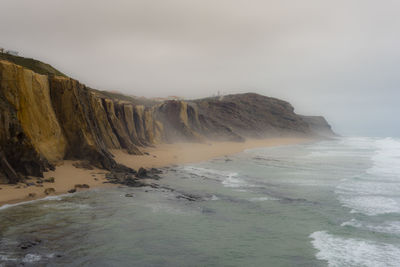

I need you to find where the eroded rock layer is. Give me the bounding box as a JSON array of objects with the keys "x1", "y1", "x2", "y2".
[{"x1": 0, "y1": 58, "x2": 335, "y2": 183}]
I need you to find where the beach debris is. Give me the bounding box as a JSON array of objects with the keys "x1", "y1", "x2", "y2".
[
  {"x1": 68, "y1": 188, "x2": 76, "y2": 193},
  {"x1": 25, "y1": 182, "x2": 35, "y2": 186},
  {"x1": 44, "y1": 177, "x2": 55, "y2": 183},
  {"x1": 125, "y1": 193, "x2": 134, "y2": 197},
  {"x1": 44, "y1": 188, "x2": 56, "y2": 195},
  {"x1": 74, "y1": 184, "x2": 90, "y2": 189},
  {"x1": 28, "y1": 193, "x2": 36, "y2": 198}
]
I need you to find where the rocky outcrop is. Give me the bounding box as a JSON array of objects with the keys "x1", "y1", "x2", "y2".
[
  {"x1": 193, "y1": 93, "x2": 311, "y2": 139},
  {"x1": 0, "y1": 57, "x2": 335, "y2": 183},
  {"x1": 300, "y1": 115, "x2": 336, "y2": 138}
]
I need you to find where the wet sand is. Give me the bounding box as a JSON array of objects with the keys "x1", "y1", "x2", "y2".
[
  {"x1": 0, "y1": 138, "x2": 310, "y2": 207},
  {"x1": 112, "y1": 137, "x2": 310, "y2": 169}
]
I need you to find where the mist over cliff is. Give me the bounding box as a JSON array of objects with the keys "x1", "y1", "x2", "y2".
[{"x1": 0, "y1": 54, "x2": 334, "y2": 183}]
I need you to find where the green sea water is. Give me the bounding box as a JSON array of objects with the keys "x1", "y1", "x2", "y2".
[{"x1": 1, "y1": 137, "x2": 400, "y2": 266}]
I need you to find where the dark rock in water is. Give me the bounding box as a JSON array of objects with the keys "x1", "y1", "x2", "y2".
[
  {"x1": 150, "y1": 168, "x2": 162, "y2": 174},
  {"x1": 44, "y1": 188, "x2": 56, "y2": 195},
  {"x1": 151, "y1": 174, "x2": 161, "y2": 180},
  {"x1": 18, "y1": 239, "x2": 42, "y2": 250},
  {"x1": 125, "y1": 193, "x2": 133, "y2": 197},
  {"x1": 121, "y1": 177, "x2": 147, "y2": 187},
  {"x1": 68, "y1": 188, "x2": 76, "y2": 193},
  {"x1": 201, "y1": 207, "x2": 216, "y2": 214},
  {"x1": 176, "y1": 193, "x2": 201, "y2": 201},
  {"x1": 136, "y1": 167, "x2": 147, "y2": 178}
]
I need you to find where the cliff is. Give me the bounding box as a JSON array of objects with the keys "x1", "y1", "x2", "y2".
[
  {"x1": 0, "y1": 56, "x2": 335, "y2": 183},
  {"x1": 300, "y1": 115, "x2": 336, "y2": 138}
]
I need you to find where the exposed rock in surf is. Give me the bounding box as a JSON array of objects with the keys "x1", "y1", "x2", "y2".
[{"x1": 136, "y1": 167, "x2": 147, "y2": 178}]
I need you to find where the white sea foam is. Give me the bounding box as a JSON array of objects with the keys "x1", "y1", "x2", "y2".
[
  {"x1": 0, "y1": 194, "x2": 69, "y2": 211},
  {"x1": 335, "y1": 137, "x2": 400, "y2": 216},
  {"x1": 0, "y1": 254, "x2": 17, "y2": 262},
  {"x1": 184, "y1": 166, "x2": 250, "y2": 189},
  {"x1": 145, "y1": 202, "x2": 193, "y2": 215},
  {"x1": 310, "y1": 231, "x2": 400, "y2": 267},
  {"x1": 342, "y1": 219, "x2": 400, "y2": 235},
  {"x1": 221, "y1": 173, "x2": 245, "y2": 188},
  {"x1": 339, "y1": 195, "x2": 400, "y2": 216},
  {"x1": 367, "y1": 137, "x2": 400, "y2": 178},
  {"x1": 209, "y1": 195, "x2": 219, "y2": 201},
  {"x1": 42, "y1": 202, "x2": 90, "y2": 210},
  {"x1": 22, "y1": 253, "x2": 42, "y2": 263},
  {"x1": 248, "y1": 197, "x2": 271, "y2": 202}
]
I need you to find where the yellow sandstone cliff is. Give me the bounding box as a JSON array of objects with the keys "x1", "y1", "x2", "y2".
[{"x1": 0, "y1": 56, "x2": 335, "y2": 183}]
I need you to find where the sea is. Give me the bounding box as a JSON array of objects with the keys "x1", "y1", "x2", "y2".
[{"x1": 1, "y1": 137, "x2": 400, "y2": 266}]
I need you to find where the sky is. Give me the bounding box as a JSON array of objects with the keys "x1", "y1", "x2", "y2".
[{"x1": 1, "y1": 0, "x2": 399, "y2": 137}]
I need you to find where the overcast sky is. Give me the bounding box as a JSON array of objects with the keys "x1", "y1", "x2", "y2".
[{"x1": 1, "y1": 0, "x2": 399, "y2": 136}]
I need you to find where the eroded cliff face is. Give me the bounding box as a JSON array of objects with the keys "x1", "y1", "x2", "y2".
[
  {"x1": 0, "y1": 59, "x2": 335, "y2": 183},
  {"x1": 0, "y1": 60, "x2": 65, "y2": 182}
]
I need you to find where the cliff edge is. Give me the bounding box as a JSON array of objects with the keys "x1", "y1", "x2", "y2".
[{"x1": 0, "y1": 55, "x2": 335, "y2": 183}]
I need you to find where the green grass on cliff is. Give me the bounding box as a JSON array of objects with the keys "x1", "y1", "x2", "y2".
[{"x1": 0, "y1": 52, "x2": 66, "y2": 77}]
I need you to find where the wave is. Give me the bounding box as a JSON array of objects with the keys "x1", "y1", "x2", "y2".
[
  {"x1": 342, "y1": 219, "x2": 400, "y2": 235},
  {"x1": 310, "y1": 231, "x2": 400, "y2": 267},
  {"x1": 248, "y1": 197, "x2": 272, "y2": 202},
  {"x1": 335, "y1": 137, "x2": 400, "y2": 216},
  {"x1": 183, "y1": 166, "x2": 251, "y2": 189},
  {"x1": 338, "y1": 195, "x2": 400, "y2": 216},
  {"x1": 367, "y1": 137, "x2": 400, "y2": 179},
  {"x1": 0, "y1": 194, "x2": 71, "y2": 211}
]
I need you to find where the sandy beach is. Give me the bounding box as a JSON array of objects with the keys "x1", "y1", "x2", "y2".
[
  {"x1": 0, "y1": 161, "x2": 111, "y2": 207},
  {"x1": 0, "y1": 137, "x2": 310, "y2": 207},
  {"x1": 112, "y1": 137, "x2": 309, "y2": 169}
]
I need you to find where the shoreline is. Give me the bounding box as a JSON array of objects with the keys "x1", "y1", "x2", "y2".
[{"x1": 0, "y1": 137, "x2": 311, "y2": 208}]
